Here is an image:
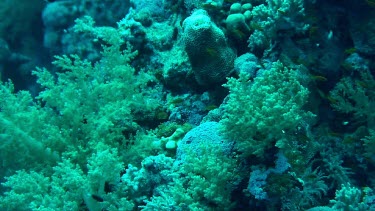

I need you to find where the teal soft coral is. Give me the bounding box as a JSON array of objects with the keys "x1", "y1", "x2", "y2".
[{"x1": 221, "y1": 61, "x2": 315, "y2": 157}]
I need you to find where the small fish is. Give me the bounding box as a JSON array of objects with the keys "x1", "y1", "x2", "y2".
[
  {"x1": 344, "y1": 47, "x2": 357, "y2": 55},
  {"x1": 250, "y1": 23, "x2": 264, "y2": 31},
  {"x1": 294, "y1": 58, "x2": 309, "y2": 66},
  {"x1": 91, "y1": 194, "x2": 104, "y2": 202},
  {"x1": 205, "y1": 105, "x2": 218, "y2": 111},
  {"x1": 316, "y1": 89, "x2": 326, "y2": 99},
  {"x1": 45, "y1": 0, "x2": 72, "y2": 4},
  {"x1": 223, "y1": 0, "x2": 237, "y2": 3},
  {"x1": 366, "y1": 0, "x2": 375, "y2": 7},
  {"x1": 202, "y1": 2, "x2": 219, "y2": 9},
  {"x1": 206, "y1": 47, "x2": 218, "y2": 57},
  {"x1": 45, "y1": 0, "x2": 70, "y2": 2},
  {"x1": 328, "y1": 132, "x2": 343, "y2": 138},
  {"x1": 311, "y1": 75, "x2": 328, "y2": 82},
  {"x1": 296, "y1": 134, "x2": 310, "y2": 143},
  {"x1": 356, "y1": 80, "x2": 368, "y2": 88},
  {"x1": 170, "y1": 98, "x2": 184, "y2": 104},
  {"x1": 231, "y1": 29, "x2": 246, "y2": 40},
  {"x1": 342, "y1": 136, "x2": 355, "y2": 144},
  {"x1": 309, "y1": 26, "x2": 319, "y2": 37},
  {"x1": 317, "y1": 89, "x2": 337, "y2": 104},
  {"x1": 277, "y1": 9, "x2": 287, "y2": 15},
  {"x1": 340, "y1": 62, "x2": 354, "y2": 71},
  {"x1": 156, "y1": 111, "x2": 169, "y2": 120},
  {"x1": 326, "y1": 95, "x2": 338, "y2": 104}
]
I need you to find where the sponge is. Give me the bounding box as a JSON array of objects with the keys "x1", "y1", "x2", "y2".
[{"x1": 182, "y1": 10, "x2": 235, "y2": 86}]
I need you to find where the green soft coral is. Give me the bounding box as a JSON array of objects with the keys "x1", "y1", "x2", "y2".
[
  {"x1": 362, "y1": 130, "x2": 375, "y2": 161},
  {"x1": 32, "y1": 16, "x2": 163, "y2": 163},
  {"x1": 221, "y1": 61, "x2": 314, "y2": 157},
  {"x1": 329, "y1": 68, "x2": 375, "y2": 128},
  {"x1": 0, "y1": 144, "x2": 129, "y2": 211},
  {"x1": 0, "y1": 170, "x2": 50, "y2": 210},
  {"x1": 0, "y1": 82, "x2": 61, "y2": 178},
  {"x1": 248, "y1": 0, "x2": 308, "y2": 52},
  {"x1": 0, "y1": 16, "x2": 163, "y2": 209},
  {"x1": 0, "y1": 160, "x2": 87, "y2": 210},
  {"x1": 143, "y1": 145, "x2": 239, "y2": 210}
]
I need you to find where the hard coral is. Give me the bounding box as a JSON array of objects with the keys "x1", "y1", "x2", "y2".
[{"x1": 182, "y1": 9, "x2": 235, "y2": 86}]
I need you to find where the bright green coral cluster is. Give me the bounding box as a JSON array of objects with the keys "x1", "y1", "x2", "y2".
[
  {"x1": 221, "y1": 61, "x2": 315, "y2": 157},
  {"x1": 0, "y1": 17, "x2": 164, "y2": 210}
]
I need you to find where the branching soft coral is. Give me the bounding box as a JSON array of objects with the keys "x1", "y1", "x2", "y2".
[
  {"x1": 248, "y1": 0, "x2": 308, "y2": 52},
  {"x1": 0, "y1": 16, "x2": 164, "y2": 209},
  {"x1": 0, "y1": 82, "x2": 61, "y2": 178},
  {"x1": 0, "y1": 144, "x2": 127, "y2": 210},
  {"x1": 143, "y1": 145, "x2": 239, "y2": 210},
  {"x1": 33, "y1": 16, "x2": 163, "y2": 163},
  {"x1": 329, "y1": 68, "x2": 375, "y2": 128},
  {"x1": 361, "y1": 130, "x2": 375, "y2": 161},
  {"x1": 221, "y1": 61, "x2": 314, "y2": 157}
]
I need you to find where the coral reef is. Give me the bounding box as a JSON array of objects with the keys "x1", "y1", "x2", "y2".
[{"x1": 1, "y1": 0, "x2": 375, "y2": 210}]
